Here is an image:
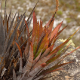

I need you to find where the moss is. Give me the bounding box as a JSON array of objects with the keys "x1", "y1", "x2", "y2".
[
  {"x1": 66, "y1": 18, "x2": 72, "y2": 23},
  {"x1": 57, "y1": 10, "x2": 63, "y2": 16}
]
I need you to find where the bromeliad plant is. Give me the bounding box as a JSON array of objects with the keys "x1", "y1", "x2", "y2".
[{"x1": 0, "y1": 0, "x2": 80, "y2": 80}]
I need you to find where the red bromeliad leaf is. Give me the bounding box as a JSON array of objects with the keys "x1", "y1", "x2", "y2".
[
  {"x1": 32, "y1": 11, "x2": 37, "y2": 40},
  {"x1": 17, "y1": 30, "x2": 24, "y2": 45},
  {"x1": 29, "y1": 65, "x2": 43, "y2": 77},
  {"x1": 46, "y1": 44, "x2": 69, "y2": 65},
  {"x1": 69, "y1": 46, "x2": 80, "y2": 54},
  {"x1": 49, "y1": 21, "x2": 63, "y2": 41},
  {"x1": 45, "y1": 18, "x2": 52, "y2": 28},
  {"x1": 66, "y1": 43, "x2": 71, "y2": 49},
  {"x1": 34, "y1": 33, "x2": 49, "y2": 58},
  {"x1": 47, "y1": 46, "x2": 80, "y2": 67},
  {"x1": 15, "y1": 42, "x2": 22, "y2": 58},
  {"x1": 33, "y1": 50, "x2": 42, "y2": 66},
  {"x1": 58, "y1": 26, "x2": 67, "y2": 35},
  {"x1": 46, "y1": 54, "x2": 61, "y2": 65},
  {"x1": 26, "y1": 42, "x2": 34, "y2": 71},
  {"x1": 49, "y1": 35, "x2": 58, "y2": 46},
  {"x1": 50, "y1": 27, "x2": 79, "y2": 56},
  {"x1": 55, "y1": 61, "x2": 73, "y2": 70},
  {"x1": 32, "y1": 12, "x2": 55, "y2": 58},
  {"x1": 50, "y1": 39, "x2": 69, "y2": 56},
  {"x1": 41, "y1": 63, "x2": 46, "y2": 67},
  {"x1": 67, "y1": 27, "x2": 80, "y2": 40},
  {"x1": 47, "y1": 19, "x2": 54, "y2": 35},
  {"x1": 45, "y1": 15, "x2": 54, "y2": 28},
  {"x1": 33, "y1": 54, "x2": 51, "y2": 69},
  {"x1": 41, "y1": 45, "x2": 54, "y2": 58},
  {"x1": 34, "y1": 32, "x2": 46, "y2": 57},
  {"x1": 24, "y1": 45, "x2": 29, "y2": 57},
  {"x1": 28, "y1": 11, "x2": 80, "y2": 78},
  {"x1": 32, "y1": 12, "x2": 44, "y2": 56},
  {"x1": 46, "y1": 28, "x2": 80, "y2": 64},
  {"x1": 42, "y1": 68, "x2": 63, "y2": 77},
  {"x1": 60, "y1": 46, "x2": 80, "y2": 61},
  {"x1": 41, "y1": 61, "x2": 72, "y2": 75},
  {"x1": 25, "y1": 20, "x2": 30, "y2": 37},
  {"x1": 45, "y1": 16, "x2": 54, "y2": 35},
  {"x1": 39, "y1": 19, "x2": 43, "y2": 34}
]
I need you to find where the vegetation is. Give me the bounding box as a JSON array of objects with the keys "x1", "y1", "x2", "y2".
[
  {"x1": 0, "y1": 0, "x2": 80, "y2": 80},
  {"x1": 57, "y1": 10, "x2": 63, "y2": 16}
]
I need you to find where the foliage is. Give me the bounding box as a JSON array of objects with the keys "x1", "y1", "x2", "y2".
[{"x1": 0, "y1": 0, "x2": 80, "y2": 80}]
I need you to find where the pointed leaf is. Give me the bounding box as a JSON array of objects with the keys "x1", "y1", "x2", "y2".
[
  {"x1": 25, "y1": 20, "x2": 30, "y2": 37},
  {"x1": 49, "y1": 21, "x2": 63, "y2": 41},
  {"x1": 41, "y1": 68, "x2": 63, "y2": 76},
  {"x1": 26, "y1": 42, "x2": 33, "y2": 71},
  {"x1": 58, "y1": 26, "x2": 67, "y2": 35},
  {"x1": 29, "y1": 65, "x2": 43, "y2": 77},
  {"x1": 47, "y1": 19, "x2": 54, "y2": 35},
  {"x1": 33, "y1": 54, "x2": 51, "y2": 69},
  {"x1": 13, "y1": 69, "x2": 17, "y2": 80},
  {"x1": 41, "y1": 45, "x2": 54, "y2": 58},
  {"x1": 15, "y1": 42, "x2": 22, "y2": 57},
  {"x1": 50, "y1": 27, "x2": 80, "y2": 57},
  {"x1": 61, "y1": 46, "x2": 80, "y2": 61},
  {"x1": 33, "y1": 50, "x2": 42, "y2": 66},
  {"x1": 45, "y1": 15, "x2": 54, "y2": 28},
  {"x1": 26, "y1": 0, "x2": 39, "y2": 22},
  {"x1": 42, "y1": 62, "x2": 72, "y2": 75},
  {"x1": 19, "y1": 57, "x2": 23, "y2": 72},
  {"x1": 32, "y1": 11, "x2": 37, "y2": 39},
  {"x1": 6, "y1": 15, "x2": 24, "y2": 53}
]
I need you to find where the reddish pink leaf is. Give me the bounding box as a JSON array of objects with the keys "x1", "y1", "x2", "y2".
[
  {"x1": 39, "y1": 19, "x2": 43, "y2": 35},
  {"x1": 41, "y1": 63, "x2": 46, "y2": 67},
  {"x1": 58, "y1": 26, "x2": 67, "y2": 35},
  {"x1": 26, "y1": 42, "x2": 34, "y2": 71},
  {"x1": 33, "y1": 54, "x2": 51, "y2": 69},
  {"x1": 45, "y1": 15, "x2": 54, "y2": 28},
  {"x1": 32, "y1": 11, "x2": 37, "y2": 41},
  {"x1": 43, "y1": 68, "x2": 63, "y2": 76},
  {"x1": 49, "y1": 21, "x2": 63, "y2": 41},
  {"x1": 41, "y1": 45, "x2": 54, "y2": 58},
  {"x1": 25, "y1": 20, "x2": 30, "y2": 37},
  {"x1": 61, "y1": 46, "x2": 80, "y2": 61},
  {"x1": 47, "y1": 19, "x2": 54, "y2": 35},
  {"x1": 15, "y1": 42, "x2": 22, "y2": 58},
  {"x1": 33, "y1": 50, "x2": 42, "y2": 65}
]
